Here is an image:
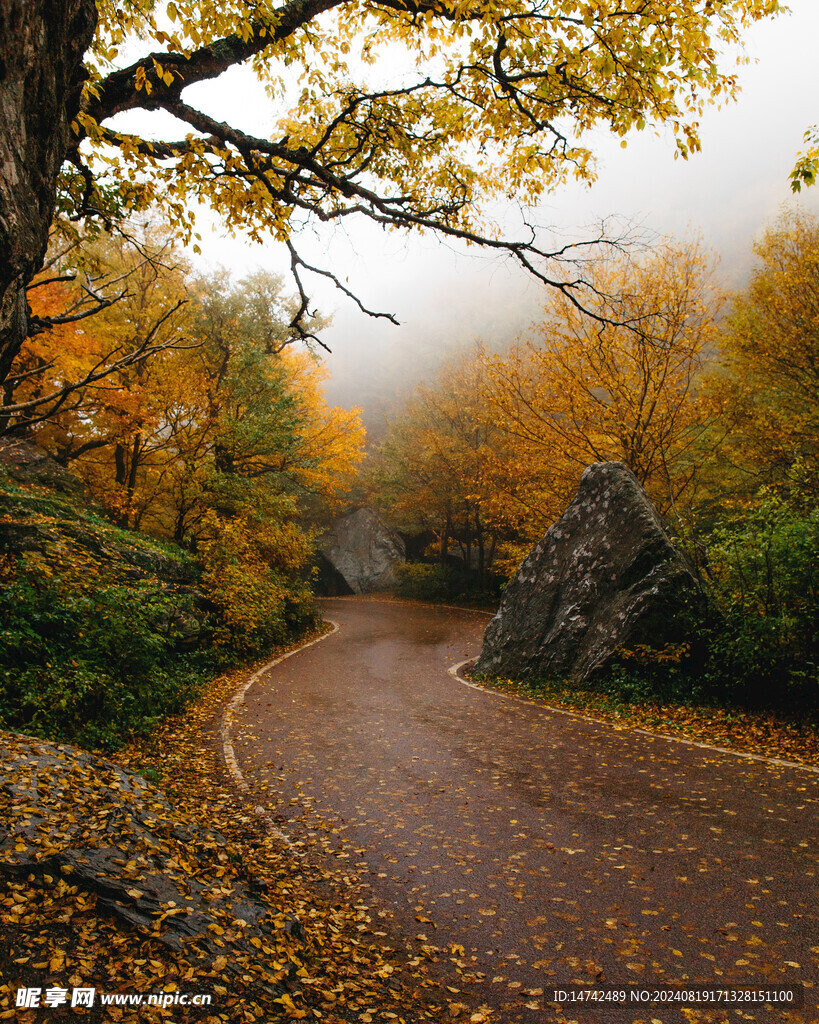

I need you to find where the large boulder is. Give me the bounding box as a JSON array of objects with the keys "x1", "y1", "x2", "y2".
[
  {"x1": 474, "y1": 462, "x2": 705, "y2": 683},
  {"x1": 319, "y1": 507, "x2": 405, "y2": 593}
]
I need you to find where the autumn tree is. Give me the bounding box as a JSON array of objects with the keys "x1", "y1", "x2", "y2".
[
  {"x1": 185, "y1": 273, "x2": 363, "y2": 518},
  {"x1": 4, "y1": 228, "x2": 195, "y2": 535},
  {"x1": 10, "y1": 231, "x2": 365, "y2": 540},
  {"x1": 370, "y1": 349, "x2": 507, "y2": 581},
  {"x1": 484, "y1": 241, "x2": 721, "y2": 534},
  {"x1": 707, "y1": 210, "x2": 819, "y2": 500},
  {"x1": 2, "y1": 225, "x2": 193, "y2": 454},
  {"x1": 175, "y1": 272, "x2": 364, "y2": 647},
  {"x1": 791, "y1": 125, "x2": 819, "y2": 192},
  {"x1": 1, "y1": 0, "x2": 781, "y2": 381}
]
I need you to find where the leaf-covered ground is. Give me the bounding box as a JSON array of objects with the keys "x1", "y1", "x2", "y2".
[
  {"x1": 0, "y1": 626, "x2": 471, "y2": 1024},
  {"x1": 466, "y1": 674, "x2": 819, "y2": 770}
]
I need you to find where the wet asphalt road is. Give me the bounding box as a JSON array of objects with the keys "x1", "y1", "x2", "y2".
[{"x1": 231, "y1": 598, "x2": 818, "y2": 1022}]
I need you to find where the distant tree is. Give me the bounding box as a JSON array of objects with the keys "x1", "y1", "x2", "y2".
[
  {"x1": 484, "y1": 241, "x2": 721, "y2": 532},
  {"x1": 707, "y1": 211, "x2": 819, "y2": 500},
  {"x1": 1, "y1": 0, "x2": 781, "y2": 385},
  {"x1": 370, "y1": 350, "x2": 506, "y2": 581}
]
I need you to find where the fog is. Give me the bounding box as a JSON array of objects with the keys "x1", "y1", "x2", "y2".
[{"x1": 172, "y1": 0, "x2": 819, "y2": 432}]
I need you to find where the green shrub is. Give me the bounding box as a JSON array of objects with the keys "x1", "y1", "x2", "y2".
[
  {"x1": 589, "y1": 498, "x2": 818, "y2": 712},
  {"x1": 702, "y1": 497, "x2": 818, "y2": 709},
  {"x1": 394, "y1": 561, "x2": 498, "y2": 604},
  {"x1": 0, "y1": 568, "x2": 209, "y2": 749},
  {"x1": 394, "y1": 563, "x2": 458, "y2": 602},
  {"x1": 198, "y1": 511, "x2": 318, "y2": 656}
]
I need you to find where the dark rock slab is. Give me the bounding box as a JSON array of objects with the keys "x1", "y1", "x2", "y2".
[
  {"x1": 319, "y1": 507, "x2": 405, "y2": 593},
  {"x1": 474, "y1": 462, "x2": 705, "y2": 684},
  {"x1": 0, "y1": 731, "x2": 302, "y2": 975}
]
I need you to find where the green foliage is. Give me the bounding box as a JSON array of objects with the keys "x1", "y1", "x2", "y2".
[
  {"x1": 0, "y1": 563, "x2": 208, "y2": 750},
  {"x1": 394, "y1": 562, "x2": 498, "y2": 606},
  {"x1": 395, "y1": 564, "x2": 458, "y2": 602},
  {"x1": 702, "y1": 497, "x2": 818, "y2": 708}
]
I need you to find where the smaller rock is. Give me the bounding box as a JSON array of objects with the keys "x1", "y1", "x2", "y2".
[
  {"x1": 0, "y1": 731, "x2": 303, "y2": 971},
  {"x1": 319, "y1": 508, "x2": 405, "y2": 593}
]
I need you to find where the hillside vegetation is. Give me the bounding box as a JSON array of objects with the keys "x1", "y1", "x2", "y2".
[{"x1": 0, "y1": 448, "x2": 317, "y2": 749}]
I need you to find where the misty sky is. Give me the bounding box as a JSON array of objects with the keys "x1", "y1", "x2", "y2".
[{"x1": 154, "y1": 1, "x2": 819, "y2": 426}]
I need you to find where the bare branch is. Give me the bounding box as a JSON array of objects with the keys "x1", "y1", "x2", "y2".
[
  {"x1": 27, "y1": 289, "x2": 126, "y2": 335},
  {"x1": 26, "y1": 275, "x2": 77, "y2": 292}
]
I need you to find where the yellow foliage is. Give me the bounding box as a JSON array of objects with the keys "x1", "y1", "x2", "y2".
[
  {"x1": 198, "y1": 511, "x2": 308, "y2": 650},
  {"x1": 276, "y1": 349, "x2": 366, "y2": 504},
  {"x1": 483, "y1": 240, "x2": 722, "y2": 537},
  {"x1": 69, "y1": 0, "x2": 781, "y2": 279},
  {"x1": 705, "y1": 210, "x2": 819, "y2": 499}
]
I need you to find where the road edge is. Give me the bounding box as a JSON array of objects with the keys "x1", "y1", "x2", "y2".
[
  {"x1": 221, "y1": 620, "x2": 341, "y2": 848},
  {"x1": 449, "y1": 658, "x2": 819, "y2": 775}
]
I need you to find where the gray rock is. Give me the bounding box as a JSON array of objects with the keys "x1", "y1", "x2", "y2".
[
  {"x1": 474, "y1": 462, "x2": 705, "y2": 684},
  {"x1": 0, "y1": 438, "x2": 84, "y2": 496},
  {"x1": 319, "y1": 508, "x2": 405, "y2": 593}
]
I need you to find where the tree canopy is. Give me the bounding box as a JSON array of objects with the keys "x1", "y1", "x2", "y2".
[
  {"x1": 706, "y1": 210, "x2": 819, "y2": 499},
  {"x1": 69, "y1": 0, "x2": 779, "y2": 330}
]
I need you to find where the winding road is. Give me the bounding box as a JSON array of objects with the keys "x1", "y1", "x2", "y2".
[{"x1": 230, "y1": 598, "x2": 818, "y2": 1022}]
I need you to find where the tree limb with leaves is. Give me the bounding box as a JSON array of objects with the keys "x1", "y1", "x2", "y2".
[
  {"x1": 2, "y1": 0, "x2": 781, "y2": 380},
  {"x1": 790, "y1": 125, "x2": 818, "y2": 193}
]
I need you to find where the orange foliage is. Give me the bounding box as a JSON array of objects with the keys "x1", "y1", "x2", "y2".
[
  {"x1": 9, "y1": 235, "x2": 364, "y2": 551},
  {"x1": 706, "y1": 210, "x2": 819, "y2": 499},
  {"x1": 483, "y1": 240, "x2": 722, "y2": 536}
]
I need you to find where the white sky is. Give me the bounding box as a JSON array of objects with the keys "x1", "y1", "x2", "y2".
[{"x1": 155, "y1": 0, "x2": 819, "y2": 417}]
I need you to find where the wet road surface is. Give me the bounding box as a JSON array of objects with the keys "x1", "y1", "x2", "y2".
[{"x1": 231, "y1": 599, "x2": 818, "y2": 1022}]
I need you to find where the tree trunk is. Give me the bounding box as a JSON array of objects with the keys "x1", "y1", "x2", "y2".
[
  {"x1": 126, "y1": 433, "x2": 141, "y2": 503},
  {"x1": 439, "y1": 513, "x2": 451, "y2": 566},
  {"x1": 476, "y1": 511, "x2": 485, "y2": 588},
  {"x1": 0, "y1": 0, "x2": 96, "y2": 384},
  {"x1": 114, "y1": 443, "x2": 127, "y2": 486}
]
